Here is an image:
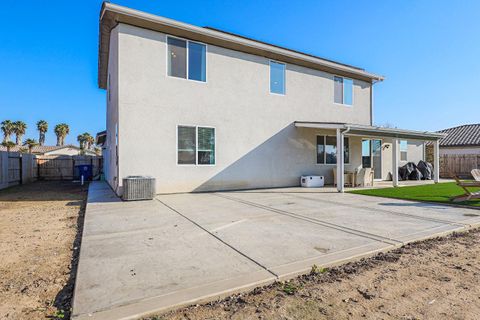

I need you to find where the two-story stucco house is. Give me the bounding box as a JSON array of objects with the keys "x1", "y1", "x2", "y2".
[{"x1": 98, "y1": 3, "x2": 444, "y2": 195}]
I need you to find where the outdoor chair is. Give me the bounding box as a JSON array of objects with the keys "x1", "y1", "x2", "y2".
[
  {"x1": 356, "y1": 168, "x2": 374, "y2": 187},
  {"x1": 332, "y1": 168, "x2": 354, "y2": 187},
  {"x1": 451, "y1": 174, "x2": 480, "y2": 202},
  {"x1": 471, "y1": 169, "x2": 480, "y2": 182}
]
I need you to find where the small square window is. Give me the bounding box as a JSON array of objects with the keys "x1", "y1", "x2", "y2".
[
  {"x1": 177, "y1": 126, "x2": 215, "y2": 165},
  {"x1": 167, "y1": 37, "x2": 206, "y2": 82}
]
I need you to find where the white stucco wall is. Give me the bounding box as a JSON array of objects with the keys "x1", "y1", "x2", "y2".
[
  {"x1": 105, "y1": 26, "x2": 119, "y2": 191},
  {"x1": 112, "y1": 24, "x2": 373, "y2": 193}
]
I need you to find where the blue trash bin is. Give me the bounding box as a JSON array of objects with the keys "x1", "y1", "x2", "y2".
[{"x1": 75, "y1": 165, "x2": 93, "y2": 181}]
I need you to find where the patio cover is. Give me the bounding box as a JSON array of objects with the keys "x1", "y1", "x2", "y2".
[
  {"x1": 294, "y1": 122, "x2": 445, "y2": 141},
  {"x1": 294, "y1": 122, "x2": 447, "y2": 192}
]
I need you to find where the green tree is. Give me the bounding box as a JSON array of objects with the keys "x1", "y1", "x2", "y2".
[
  {"x1": 1, "y1": 120, "x2": 14, "y2": 143},
  {"x1": 13, "y1": 121, "x2": 27, "y2": 145},
  {"x1": 54, "y1": 123, "x2": 70, "y2": 146},
  {"x1": 23, "y1": 138, "x2": 39, "y2": 154},
  {"x1": 77, "y1": 133, "x2": 86, "y2": 150},
  {"x1": 36, "y1": 120, "x2": 48, "y2": 146},
  {"x1": 1, "y1": 141, "x2": 16, "y2": 153}
]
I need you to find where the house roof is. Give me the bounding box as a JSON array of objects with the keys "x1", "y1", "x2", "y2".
[
  {"x1": 0, "y1": 144, "x2": 80, "y2": 154},
  {"x1": 436, "y1": 124, "x2": 480, "y2": 147},
  {"x1": 294, "y1": 122, "x2": 446, "y2": 141},
  {"x1": 98, "y1": 2, "x2": 384, "y2": 89}
]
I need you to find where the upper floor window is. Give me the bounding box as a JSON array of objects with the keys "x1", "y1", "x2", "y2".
[
  {"x1": 270, "y1": 61, "x2": 285, "y2": 95},
  {"x1": 334, "y1": 76, "x2": 353, "y2": 105},
  {"x1": 177, "y1": 125, "x2": 215, "y2": 165},
  {"x1": 167, "y1": 37, "x2": 206, "y2": 82},
  {"x1": 400, "y1": 140, "x2": 408, "y2": 161},
  {"x1": 316, "y1": 135, "x2": 349, "y2": 164}
]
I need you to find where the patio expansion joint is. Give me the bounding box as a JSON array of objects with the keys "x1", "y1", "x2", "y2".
[
  {"x1": 286, "y1": 193, "x2": 469, "y2": 228},
  {"x1": 215, "y1": 193, "x2": 402, "y2": 246},
  {"x1": 154, "y1": 198, "x2": 279, "y2": 279}
]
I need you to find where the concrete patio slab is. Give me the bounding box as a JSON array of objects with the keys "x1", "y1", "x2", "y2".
[
  {"x1": 73, "y1": 182, "x2": 480, "y2": 320},
  {"x1": 217, "y1": 192, "x2": 463, "y2": 243},
  {"x1": 72, "y1": 183, "x2": 275, "y2": 320},
  {"x1": 158, "y1": 193, "x2": 392, "y2": 274}
]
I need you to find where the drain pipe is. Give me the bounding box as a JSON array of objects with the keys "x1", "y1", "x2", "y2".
[{"x1": 336, "y1": 125, "x2": 351, "y2": 193}]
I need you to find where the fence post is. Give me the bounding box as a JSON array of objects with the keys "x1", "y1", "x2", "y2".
[
  {"x1": 71, "y1": 158, "x2": 74, "y2": 181},
  {"x1": 19, "y1": 154, "x2": 23, "y2": 185}
]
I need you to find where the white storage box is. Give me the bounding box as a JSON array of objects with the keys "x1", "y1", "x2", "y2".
[{"x1": 300, "y1": 175, "x2": 324, "y2": 188}]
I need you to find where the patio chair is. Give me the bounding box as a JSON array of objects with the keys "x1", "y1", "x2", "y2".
[
  {"x1": 472, "y1": 169, "x2": 480, "y2": 182},
  {"x1": 332, "y1": 168, "x2": 354, "y2": 187},
  {"x1": 356, "y1": 168, "x2": 374, "y2": 187},
  {"x1": 451, "y1": 174, "x2": 480, "y2": 202}
]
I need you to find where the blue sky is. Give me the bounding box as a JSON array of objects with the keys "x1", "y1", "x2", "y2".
[{"x1": 1, "y1": 1, "x2": 479, "y2": 146}]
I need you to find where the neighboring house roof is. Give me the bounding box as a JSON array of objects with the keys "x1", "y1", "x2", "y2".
[
  {"x1": 436, "y1": 124, "x2": 480, "y2": 147},
  {"x1": 0, "y1": 144, "x2": 81, "y2": 154},
  {"x1": 98, "y1": 3, "x2": 384, "y2": 89}
]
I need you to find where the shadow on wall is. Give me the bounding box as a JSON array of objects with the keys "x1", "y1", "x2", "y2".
[{"x1": 193, "y1": 122, "x2": 323, "y2": 192}]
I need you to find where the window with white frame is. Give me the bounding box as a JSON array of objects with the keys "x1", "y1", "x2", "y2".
[
  {"x1": 270, "y1": 61, "x2": 285, "y2": 94},
  {"x1": 177, "y1": 126, "x2": 215, "y2": 165},
  {"x1": 400, "y1": 140, "x2": 408, "y2": 161},
  {"x1": 334, "y1": 76, "x2": 353, "y2": 105},
  {"x1": 316, "y1": 135, "x2": 349, "y2": 164},
  {"x1": 167, "y1": 37, "x2": 206, "y2": 82}
]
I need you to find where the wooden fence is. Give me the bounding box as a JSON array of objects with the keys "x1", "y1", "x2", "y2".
[
  {"x1": 440, "y1": 154, "x2": 480, "y2": 178},
  {"x1": 0, "y1": 151, "x2": 102, "y2": 190},
  {"x1": 36, "y1": 155, "x2": 102, "y2": 180}
]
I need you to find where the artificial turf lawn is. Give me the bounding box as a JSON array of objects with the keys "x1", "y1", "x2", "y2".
[{"x1": 349, "y1": 182, "x2": 480, "y2": 208}]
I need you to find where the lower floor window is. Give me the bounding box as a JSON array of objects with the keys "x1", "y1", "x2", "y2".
[
  {"x1": 316, "y1": 135, "x2": 349, "y2": 164},
  {"x1": 177, "y1": 125, "x2": 215, "y2": 165}
]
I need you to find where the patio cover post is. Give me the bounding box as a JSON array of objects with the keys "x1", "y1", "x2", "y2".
[
  {"x1": 392, "y1": 138, "x2": 399, "y2": 187},
  {"x1": 433, "y1": 139, "x2": 440, "y2": 183},
  {"x1": 336, "y1": 128, "x2": 344, "y2": 192}
]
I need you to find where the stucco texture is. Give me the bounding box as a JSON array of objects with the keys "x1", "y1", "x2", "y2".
[{"x1": 109, "y1": 24, "x2": 373, "y2": 193}]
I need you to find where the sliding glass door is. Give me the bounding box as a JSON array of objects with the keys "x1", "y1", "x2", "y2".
[
  {"x1": 372, "y1": 139, "x2": 382, "y2": 180},
  {"x1": 362, "y1": 139, "x2": 382, "y2": 180}
]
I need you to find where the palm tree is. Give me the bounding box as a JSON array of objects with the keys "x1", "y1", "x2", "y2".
[
  {"x1": 77, "y1": 133, "x2": 94, "y2": 154},
  {"x1": 77, "y1": 133, "x2": 86, "y2": 150},
  {"x1": 54, "y1": 123, "x2": 70, "y2": 146},
  {"x1": 1, "y1": 141, "x2": 16, "y2": 153},
  {"x1": 84, "y1": 133, "x2": 95, "y2": 150},
  {"x1": 1, "y1": 120, "x2": 14, "y2": 143},
  {"x1": 13, "y1": 121, "x2": 27, "y2": 145},
  {"x1": 36, "y1": 120, "x2": 48, "y2": 146},
  {"x1": 23, "y1": 138, "x2": 38, "y2": 154}
]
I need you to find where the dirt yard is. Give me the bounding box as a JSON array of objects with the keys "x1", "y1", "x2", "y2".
[
  {"x1": 0, "y1": 181, "x2": 87, "y2": 320},
  {"x1": 151, "y1": 228, "x2": 480, "y2": 320}
]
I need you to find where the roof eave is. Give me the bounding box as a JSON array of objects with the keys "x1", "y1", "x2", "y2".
[
  {"x1": 294, "y1": 121, "x2": 446, "y2": 141},
  {"x1": 98, "y1": 3, "x2": 385, "y2": 89}
]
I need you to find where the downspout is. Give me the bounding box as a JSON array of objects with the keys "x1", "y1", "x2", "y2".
[
  {"x1": 370, "y1": 81, "x2": 374, "y2": 125},
  {"x1": 342, "y1": 126, "x2": 351, "y2": 135},
  {"x1": 336, "y1": 125, "x2": 351, "y2": 193}
]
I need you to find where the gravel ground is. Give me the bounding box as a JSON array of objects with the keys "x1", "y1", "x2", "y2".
[
  {"x1": 0, "y1": 181, "x2": 87, "y2": 320},
  {"x1": 148, "y1": 228, "x2": 480, "y2": 320}
]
